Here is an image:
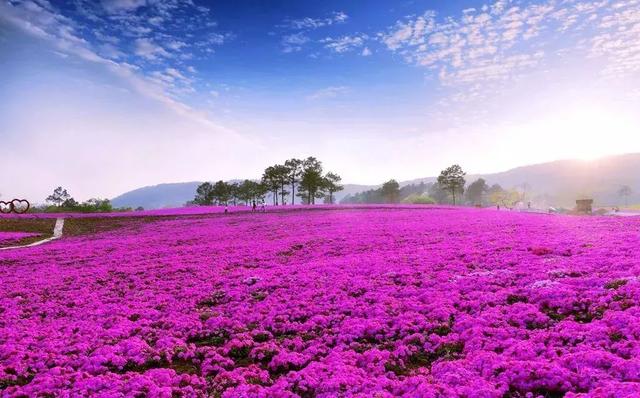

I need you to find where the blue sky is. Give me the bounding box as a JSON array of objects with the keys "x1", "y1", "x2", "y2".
[{"x1": 1, "y1": 0, "x2": 640, "y2": 201}]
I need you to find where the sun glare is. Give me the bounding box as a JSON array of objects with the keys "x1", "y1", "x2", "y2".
[
  {"x1": 507, "y1": 100, "x2": 639, "y2": 163},
  {"x1": 560, "y1": 106, "x2": 636, "y2": 161}
]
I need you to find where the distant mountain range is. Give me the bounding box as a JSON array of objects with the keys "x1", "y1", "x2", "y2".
[
  {"x1": 111, "y1": 182, "x2": 202, "y2": 210},
  {"x1": 111, "y1": 181, "x2": 376, "y2": 209},
  {"x1": 111, "y1": 153, "x2": 640, "y2": 209},
  {"x1": 463, "y1": 153, "x2": 640, "y2": 207}
]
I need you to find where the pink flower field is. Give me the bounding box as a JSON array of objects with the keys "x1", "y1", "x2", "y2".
[
  {"x1": 0, "y1": 232, "x2": 40, "y2": 244},
  {"x1": 2, "y1": 207, "x2": 640, "y2": 397}
]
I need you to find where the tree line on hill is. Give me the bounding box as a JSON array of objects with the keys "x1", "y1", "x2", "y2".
[
  {"x1": 24, "y1": 163, "x2": 636, "y2": 212},
  {"x1": 190, "y1": 156, "x2": 344, "y2": 206},
  {"x1": 341, "y1": 164, "x2": 536, "y2": 208}
]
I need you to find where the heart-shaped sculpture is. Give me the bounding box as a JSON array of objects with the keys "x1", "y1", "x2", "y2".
[
  {"x1": 0, "y1": 201, "x2": 12, "y2": 214},
  {"x1": 0, "y1": 200, "x2": 13, "y2": 214},
  {"x1": 11, "y1": 199, "x2": 30, "y2": 214}
]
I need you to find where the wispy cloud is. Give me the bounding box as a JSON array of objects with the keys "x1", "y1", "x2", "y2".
[
  {"x1": 70, "y1": 0, "x2": 230, "y2": 68},
  {"x1": 281, "y1": 32, "x2": 310, "y2": 53},
  {"x1": 278, "y1": 11, "x2": 349, "y2": 53},
  {"x1": 98, "y1": 42, "x2": 125, "y2": 59},
  {"x1": 100, "y1": 0, "x2": 146, "y2": 14},
  {"x1": 281, "y1": 11, "x2": 348, "y2": 30},
  {"x1": 307, "y1": 86, "x2": 350, "y2": 100},
  {"x1": 379, "y1": 5, "x2": 554, "y2": 87},
  {"x1": 134, "y1": 37, "x2": 170, "y2": 60},
  {"x1": 379, "y1": 0, "x2": 640, "y2": 92},
  {"x1": 588, "y1": 0, "x2": 640, "y2": 78},
  {"x1": 321, "y1": 34, "x2": 368, "y2": 54},
  {"x1": 0, "y1": 0, "x2": 232, "y2": 134}
]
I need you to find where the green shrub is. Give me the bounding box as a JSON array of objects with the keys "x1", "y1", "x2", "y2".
[{"x1": 402, "y1": 194, "x2": 436, "y2": 204}]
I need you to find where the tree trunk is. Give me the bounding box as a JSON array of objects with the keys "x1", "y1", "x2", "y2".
[{"x1": 291, "y1": 181, "x2": 295, "y2": 205}]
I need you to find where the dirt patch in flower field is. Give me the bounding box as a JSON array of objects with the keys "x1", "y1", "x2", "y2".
[
  {"x1": 61, "y1": 212, "x2": 261, "y2": 237},
  {"x1": 0, "y1": 214, "x2": 215, "y2": 244},
  {"x1": 0, "y1": 218, "x2": 56, "y2": 234},
  {"x1": 0, "y1": 219, "x2": 55, "y2": 247},
  {"x1": 63, "y1": 217, "x2": 149, "y2": 237}
]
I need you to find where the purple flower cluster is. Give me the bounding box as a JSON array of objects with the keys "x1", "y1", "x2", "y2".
[
  {"x1": 0, "y1": 232, "x2": 39, "y2": 244},
  {"x1": 1, "y1": 207, "x2": 640, "y2": 397}
]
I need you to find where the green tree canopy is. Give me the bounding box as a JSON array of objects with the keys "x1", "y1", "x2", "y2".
[
  {"x1": 212, "y1": 180, "x2": 231, "y2": 205},
  {"x1": 381, "y1": 179, "x2": 400, "y2": 203},
  {"x1": 437, "y1": 164, "x2": 466, "y2": 205},
  {"x1": 262, "y1": 166, "x2": 281, "y2": 205},
  {"x1": 297, "y1": 157, "x2": 325, "y2": 204},
  {"x1": 193, "y1": 156, "x2": 339, "y2": 207},
  {"x1": 273, "y1": 164, "x2": 290, "y2": 205},
  {"x1": 323, "y1": 172, "x2": 343, "y2": 204},
  {"x1": 466, "y1": 178, "x2": 489, "y2": 206},
  {"x1": 193, "y1": 182, "x2": 214, "y2": 205},
  {"x1": 285, "y1": 158, "x2": 303, "y2": 205},
  {"x1": 46, "y1": 186, "x2": 71, "y2": 207}
]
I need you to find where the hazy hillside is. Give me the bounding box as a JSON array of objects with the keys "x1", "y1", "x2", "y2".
[
  {"x1": 110, "y1": 154, "x2": 640, "y2": 209},
  {"x1": 471, "y1": 153, "x2": 640, "y2": 207},
  {"x1": 111, "y1": 181, "x2": 375, "y2": 210},
  {"x1": 111, "y1": 182, "x2": 202, "y2": 210}
]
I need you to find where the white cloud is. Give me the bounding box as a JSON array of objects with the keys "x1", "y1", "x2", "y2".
[
  {"x1": 165, "y1": 67, "x2": 186, "y2": 80},
  {"x1": 321, "y1": 34, "x2": 368, "y2": 53},
  {"x1": 101, "y1": 0, "x2": 146, "y2": 14},
  {"x1": 94, "y1": 31, "x2": 120, "y2": 44},
  {"x1": 588, "y1": 0, "x2": 640, "y2": 78},
  {"x1": 380, "y1": 5, "x2": 555, "y2": 86},
  {"x1": 71, "y1": 0, "x2": 228, "y2": 67},
  {"x1": 134, "y1": 37, "x2": 170, "y2": 60},
  {"x1": 333, "y1": 11, "x2": 348, "y2": 24},
  {"x1": 99, "y1": 42, "x2": 125, "y2": 59},
  {"x1": 361, "y1": 47, "x2": 372, "y2": 56},
  {"x1": 148, "y1": 16, "x2": 163, "y2": 26},
  {"x1": 378, "y1": 0, "x2": 640, "y2": 93},
  {"x1": 166, "y1": 40, "x2": 186, "y2": 51},
  {"x1": 382, "y1": 11, "x2": 436, "y2": 51},
  {"x1": 0, "y1": 0, "x2": 232, "y2": 135},
  {"x1": 195, "y1": 33, "x2": 228, "y2": 47},
  {"x1": 281, "y1": 32, "x2": 310, "y2": 53},
  {"x1": 383, "y1": 24, "x2": 414, "y2": 51},
  {"x1": 279, "y1": 11, "x2": 350, "y2": 53},
  {"x1": 283, "y1": 11, "x2": 349, "y2": 30}
]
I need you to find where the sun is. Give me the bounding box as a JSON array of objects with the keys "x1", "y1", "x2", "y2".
[
  {"x1": 527, "y1": 101, "x2": 639, "y2": 162},
  {"x1": 561, "y1": 106, "x2": 636, "y2": 161}
]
